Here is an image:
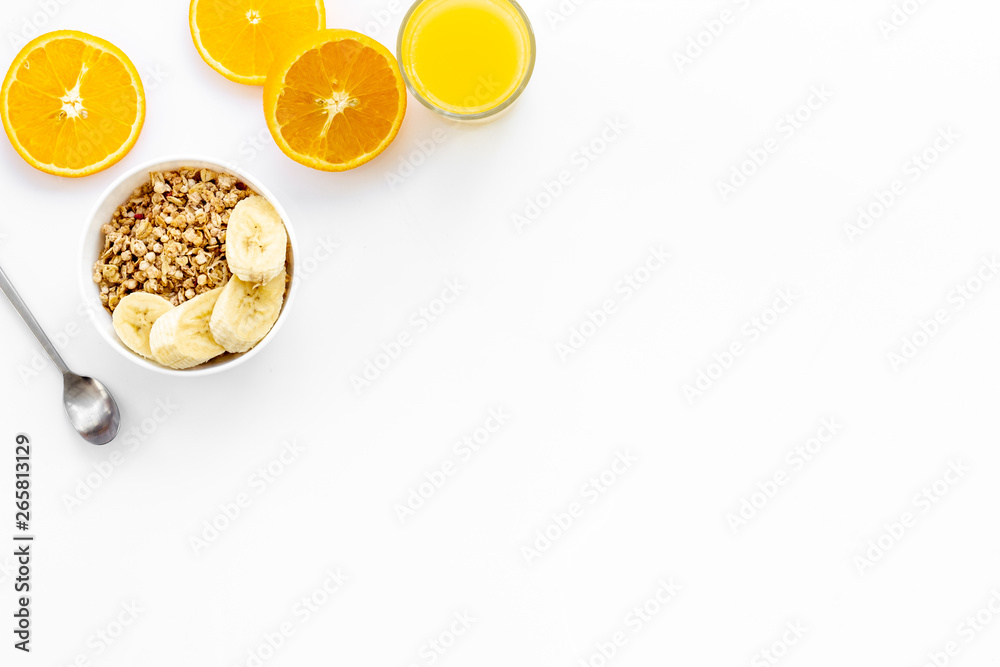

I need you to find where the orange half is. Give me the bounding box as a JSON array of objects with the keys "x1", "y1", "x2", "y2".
[
  {"x1": 263, "y1": 30, "x2": 407, "y2": 172},
  {"x1": 190, "y1": 0, "x2": 326, "y2": 85},
  {"x1": 0, "y1": 30, "x2": 145, "y2": 178}
]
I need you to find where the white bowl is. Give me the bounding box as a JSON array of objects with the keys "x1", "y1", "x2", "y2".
[{"x1": 79, "y1": 156, "x2": 298, "y2": 376}]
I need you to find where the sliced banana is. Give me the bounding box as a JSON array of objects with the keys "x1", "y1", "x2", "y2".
[
  {"x1": 112, "y1": 293, "x2": 174, "y2": 359},
  {"x1": 225, "y1": 195, "x2": 287, "y2": 284},
  {"x1": 209, "y1": 270, "x2": 286, "y2": 353},
  {"x1": 149, "y1": 287, "x2": 226, "y2": 369}
]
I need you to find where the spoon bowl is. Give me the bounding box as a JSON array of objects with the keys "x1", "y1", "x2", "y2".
[
  {"x1": 63, "y1": 374, "x2": 121, "y2": 445},
  {"x1": 0, "y1": 263, "x2": 121, "y2": 445}
]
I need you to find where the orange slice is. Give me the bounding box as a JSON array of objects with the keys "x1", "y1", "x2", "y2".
[
  {"x1": 189, "y1": 0, "x2": 326, "y2": 85},
  {"x1": 263, "y1": 30, "x2": 407, "y2": 172},
  {"x1": 0, "y1": 30, "x2": 145, "y2": 178}
]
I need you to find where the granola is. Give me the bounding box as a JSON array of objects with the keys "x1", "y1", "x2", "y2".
[{"x1": 93, "y1": 168, "x2": 256, "y2": 313}]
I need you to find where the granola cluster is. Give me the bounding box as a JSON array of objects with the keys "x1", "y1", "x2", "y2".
[{"x1": 93, "y1": 168, "x2": 256, "y2": 313}]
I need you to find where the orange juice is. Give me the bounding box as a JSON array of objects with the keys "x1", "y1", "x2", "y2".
[{"x1": 398, "y1": 0, "x2": 535, "y2": 119}]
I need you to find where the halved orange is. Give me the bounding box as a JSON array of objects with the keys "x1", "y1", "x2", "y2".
[
  {"x1": 0, "y1": 30, "x2": 145, "y2": 178},
  {"x1": 190, "y1": 0, "x2": 326, "y2": 85},
  {"x1": 263, "y1": 30, "x2": 407, "y2": 172}
]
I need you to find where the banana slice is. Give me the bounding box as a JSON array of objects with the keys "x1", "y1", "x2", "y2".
[
  {"x1": 112, "y1": 293, "x2": 173, "y2": 359},
  {"x1": 225, "y1": 195, "x2": 287, "y2": 284},
  {"x1": 209, "y1": 270, "x2": 286, "y2": 353},
  {"x1": 149, "y1": 287, "x2": 226, "y2": 369}
]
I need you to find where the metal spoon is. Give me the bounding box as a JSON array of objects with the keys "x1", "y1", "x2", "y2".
[{"x1": 0, "y1": 263, "x2": 120, "y2": 445}]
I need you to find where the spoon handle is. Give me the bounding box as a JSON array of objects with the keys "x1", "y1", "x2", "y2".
[{"x1": 0, "y1": 263, "x2": 71, "y2": 375}]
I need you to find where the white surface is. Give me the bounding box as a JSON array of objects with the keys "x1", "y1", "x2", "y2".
[{"x1": 0, "y1": 0, "x2": 999, "y2": 665}]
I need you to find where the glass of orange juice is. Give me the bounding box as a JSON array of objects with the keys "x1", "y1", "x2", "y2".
[{"x1": 397, "y1": 0, "x2": 535, "y2": 122}]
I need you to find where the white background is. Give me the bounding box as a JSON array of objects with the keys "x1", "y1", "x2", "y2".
[{"x1": 1, "y1": 0, "x2": 1000, "y2": 665}]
